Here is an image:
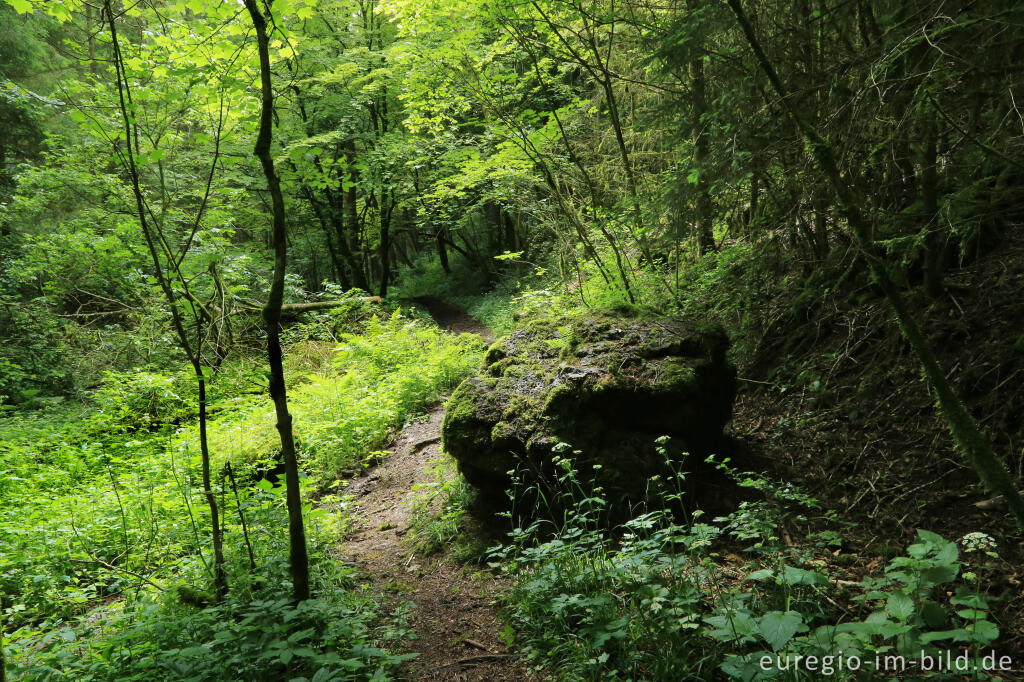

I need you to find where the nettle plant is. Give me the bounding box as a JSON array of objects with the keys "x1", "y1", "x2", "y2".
[
  {"x1": 490, "y1": 440, "x2": 1006, "y2": 682},
  {"x1": 708, "y1": 525, "x2": 1002, "y2": 680}
]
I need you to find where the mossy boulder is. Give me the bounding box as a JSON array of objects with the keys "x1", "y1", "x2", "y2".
[{"x1": 442, "y1": 309, "x2": 737, "y2": 514}]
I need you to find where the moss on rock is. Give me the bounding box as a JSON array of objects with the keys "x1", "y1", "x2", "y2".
[{"x1": 441, "y1": 309, "x2": 738, "y2": 516}]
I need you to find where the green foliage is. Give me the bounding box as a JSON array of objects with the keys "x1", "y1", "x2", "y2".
[
  {"x1": 209, "y1": 310, "x2": 484, "y2": 481},
  {"x1": 90, "y1": 369, "x2": 197, "y2": 433},
  {"x1": 1, "y1": 0, "x2": 1021, "y2": 675},
  {"x1": 0, "y1": 309, "x2": 477, "y2": 675},
  {"x1": 5, "y1": 482, "x2": 414, "y2": 681},
  {"x1": 407, "y1": 457, "x2": 477, "y2": 559},
  {"x1": 490, "y1": 451, "x2": 1004, "y2": 681},
  {"x1": 713, "y1": 528, "x2": 1001, "y2": 680}
]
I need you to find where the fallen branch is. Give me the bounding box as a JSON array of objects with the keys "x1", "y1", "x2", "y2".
[
  {"x1": 280, "y1": 297, "x2": 382, "y2": 313},
  {"x1": 463, "y1": 638, "x2": 490, "y2": 652},
  {"x1": 235, "y1": 297, "x2": 383, "y2": 315}
]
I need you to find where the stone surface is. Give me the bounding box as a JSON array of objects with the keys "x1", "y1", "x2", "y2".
[{"x1": 441, "y1": 308, "x2": 737, "y2": 514}]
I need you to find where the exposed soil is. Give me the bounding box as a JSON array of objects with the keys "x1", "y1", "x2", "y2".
[
  {"x1": 728, "y1": 234, "x2": 1024, "y2": 661},
  {"x1": 336, "y1": 304, "x2": 534, "y2": 681},
  {"x1": 409, "y1": 297, "x2": 495, "y2": 342}
]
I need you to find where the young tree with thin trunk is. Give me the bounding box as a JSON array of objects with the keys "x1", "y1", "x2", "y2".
[
  {"x1": 101, "y1": 0, "x2": 228, "y2": 597},
  {"x1": 686, "y1": 0, "x2": 715, "y2": 256},
  {"x1": 243, "y1": 0, "x2": 311, "y2": 602}
]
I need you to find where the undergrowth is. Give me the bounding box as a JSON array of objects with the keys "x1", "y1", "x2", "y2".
[
  {"x1": 488, "y1": 445, "x2": 1008, "y2": 681},
  {"x1": 406, "y1": 456, "x2": 485, "y2": 561},
  {"x1": 1, "y1": 302, "x2": 486, "y2": 680},
  {"x1": 206, "y1": 309, "x2": 484, "y2": 483},
  {"x1": 5, "y1": 480, "x2": 416, "y2": 681}
]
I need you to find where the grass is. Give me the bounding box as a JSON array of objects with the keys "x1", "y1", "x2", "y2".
[
  {"x1": 0, "y1": 303, "x2": 486, "y2": 681},
  {"x1": 206, "y1": 309, "x2": 485, "y2": 483}
]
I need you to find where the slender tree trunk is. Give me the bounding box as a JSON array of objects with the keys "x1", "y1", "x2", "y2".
[
  {"x1": 103, "y1": 0, "x2": 225, "y2": 596},
  {"x1": 688, "y1": 0, "x2": 716, "y2": 256},
  {"x1": 748, "y1": 172, "x2": 760, "y2": 234},
  {"x1": 301, "y1": 185, "x2": 349, "y2": 289},
  {"x1": 378, "y1": 191, "x2": 393, "y2": 298},
  {"x1": 196, "y1": 373, "x2": 226, "y2": 597},
  {"x1": 435, "y1": 223, "x2": 451, "y2": 273},
  {"x1": 330, "y1": 177, "x2": 365, "y2": 291},
  {"x1": 343, "y1": 139, "x2": 369, "y2": 291},
  {"x1": 244, "y1": 0, "x2": 311, "y2": 601},
  {"x1": 725, "y1": 0, "x2": 1024, "y2": 529},
  {"x1": 811, "y1": 192, "x2": 830, "y2": 260},
  {"x1": 1, "y1": 594, "x2": 6, "y2": 682}
]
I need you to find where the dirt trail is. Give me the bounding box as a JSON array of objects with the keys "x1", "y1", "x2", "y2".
[
  {"x1": 337, "y1": 303, "x2": 532, "y2": 681},
  {"x1": 409, "y1": 297, "x2": 495, "y2": 343}
]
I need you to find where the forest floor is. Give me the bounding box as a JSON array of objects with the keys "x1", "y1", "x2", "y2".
[
  {"x1": 334, "y1": 303, "x2": 534, "y2": 681},
  {"x1": 726, "y1": 236, "x2": 1024, "y2": 659}
]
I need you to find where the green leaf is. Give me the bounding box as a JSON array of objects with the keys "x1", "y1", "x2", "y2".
[
  {"x1": 950, "y1": 589, "x2": 988, "y2": 609},
  {"x1": 757, "y1": 611, "x2": 803, "y2": 651},
  {"x1": 704, "y1": 612, "x2": 757, "y2": 643},
  {"x1": 886, "y1": 590, "x2": 914, "y2": 620},
  {"x1": 965, "y1": 620, "x2": 999, "y2": 644},
  {"x1": 780, "y1": 565, "x2": 828, "y2": 585},
  {"x1": 922, "y1": 564, "x2": 959, "y2": 585},
  {"x1": 8, "y1": 0, "x2": 33, "y2": 14},
  {"x1": 288, "y1": 627, "x2": 315, "y2": 643},
  {"x1": 920, "y1": 629, "x2": 966, "y2": 643},
  {"x1": 956, "y1": 609, "x2": 988, "y2": 620}
]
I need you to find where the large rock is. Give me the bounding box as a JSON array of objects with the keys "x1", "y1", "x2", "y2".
[{"x1": 442, "y1": 309, "x2": 737, "y2": 514}]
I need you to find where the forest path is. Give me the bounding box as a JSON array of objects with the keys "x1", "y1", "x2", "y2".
[
  {"x1": 335, "y1": 302, "x2": 531, "y2": 681},
  {"x1": 408, "y1": 297, "x2": 495, "y2": 342}
]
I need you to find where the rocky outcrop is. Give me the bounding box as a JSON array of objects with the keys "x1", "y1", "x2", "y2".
[{"x1": 441, "y1": 309, "x2": 737, "y2": 515}]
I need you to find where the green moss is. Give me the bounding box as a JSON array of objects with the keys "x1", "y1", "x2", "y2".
[
  {"x1": 503, "y1": 392, "x2": 542, "y2": 421},
  {"x1": 443, "y1": 380, "x2": 480, "y2": 429},
  {"x1": 484, "y1": 342, "x2": 508, "y2": 366},
  {"x1": 443, "y1": 308, "x2": 737, "y2": 515},
  {"x1": 655, "y1": 359, "x2": 698, "y2": 394},
  {"x1": 502, "y1": 365, "x2": 525, "y2": 378},
  {"x1": 492, "y1": 421, "x2": 514, "y2": 441},
  {"x1": 542, "y1": 383, "x2": 574, "y2": 416}
]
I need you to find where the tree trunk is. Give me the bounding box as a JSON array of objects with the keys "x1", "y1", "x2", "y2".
[
  {"x1": 378, "y1": 191, "x2": 393, "y2": 298},
  {"x1": 103, "y1": 0, "x2": 226, "y2": 597},
  {"x1": 243, "y1": 0, "x2": 311, "y2": 601},
  {"x1": 688, "y1": 0, "x2": 716, "y2": 256},
  {"x1": 331, "y1": 175, "x2": 366, "y2": 291},
  {"x1": 196, "y1": 373, "x2": 226, "y2": 597},
  {"x1": 748, "y1": 172, "x2": 760, "y2": 234},
  {"x1": 1, "y1": 594, "x2": 6, "y2": 682},
  {"x1": 436, "y1": 224, "x2": 451, "y2": 273},
  {"x1": 343, "y1": 139, "x2": 369, "y2": 291}
]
